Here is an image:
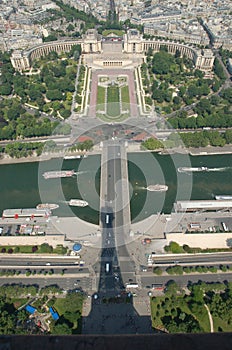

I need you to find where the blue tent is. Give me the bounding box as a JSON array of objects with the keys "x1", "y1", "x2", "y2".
[
  {"x1": 25, "y1": 305, "x2": 36, "y2": 314},
  {"x1": 73, "y1": 243, "x2": 82, "y2": 252},
  {"x1": 49, "y1": 307, "x2": 59, "y2": 321}
]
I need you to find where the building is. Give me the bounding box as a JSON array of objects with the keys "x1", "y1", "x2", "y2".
[
  {"x1": 10, "y1": 29, "x2": 215, "y2": 72},
  {"x1": 174, "y1": 200, "x2": 232, "y2": 212}
]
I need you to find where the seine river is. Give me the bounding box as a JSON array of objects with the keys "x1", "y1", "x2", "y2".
[{"x1": 0, "y1": 153, "x2": 231, "y2": 224}]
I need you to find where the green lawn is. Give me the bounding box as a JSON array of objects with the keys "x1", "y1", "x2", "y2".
[
  {"x1": 107, "y1": 85, "x2": 119, "y2": 103},
  {"x1": 102, "y1": 29, "x2": 125, "y2": 37},
  {"x1": 53, "y1": 293, "x2": 83, "y2": 333},
  {"x1": 211, "y1": 315, "x2": 232, "y2": 332},
  {"x1": 107, "y1": 86, "x2": 120, "y2": 117},
  {"x1": 97, "y1": 86, "x2": 105, "y2": 110},
  {"x1": 150, "y1": 295, "x2": 210, "y2": 333},
  {"x1": 121, "y1": 85, "x2": 130, "y2": 104}
]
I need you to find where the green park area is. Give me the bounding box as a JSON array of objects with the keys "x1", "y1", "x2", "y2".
[
  {"x1": 52, "y1": 292, "x2": 83, "y2": 334},
  {"x1": 96, "y1": 81, "x2": 130, "y2": 121},
  {"x1": 0, "y1": 49, "x2": 79, "y2": 142},
  {"x1": 0, "y1": 284, "x2": 83, "y2": 334},
  {"x1": 151, "y1": 280, "x2": 232, "y2": 333},
  {"x1": 141, "y1": 129, "x2": 232, "y2": 150},
  {"x1": 142, "y1": 48, "x2": 232, "y2": 137}
]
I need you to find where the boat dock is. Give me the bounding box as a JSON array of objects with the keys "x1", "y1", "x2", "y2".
[{"x1": 2, "y1": 208, "x2": 51, "y2": 218}]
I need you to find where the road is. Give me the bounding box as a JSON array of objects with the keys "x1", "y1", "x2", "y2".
[
  {"x1": 97, "y1": 141, "x2": 135, "y2": 296},
  {"x1": 152, "y1": 252, "x2": 232, "y2": 265},
  {"x1": 141, "y1": 272, "x2": 232, "y2": 288},
  {"x1": 0, "y1": 276, "x2": 92, "y2": 291}
]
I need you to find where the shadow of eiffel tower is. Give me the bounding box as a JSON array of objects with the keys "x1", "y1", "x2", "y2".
[
  {"x1": 82, "y1": 206, "x2": 153, "y2": 334},
  {"x1": 82, "y1": 140, "x2": 154, "y2": 334}
]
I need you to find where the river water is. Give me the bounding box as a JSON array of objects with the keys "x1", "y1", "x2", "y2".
[{"x1": 0, "y1": 153, "x2": 231, "y2": 224}]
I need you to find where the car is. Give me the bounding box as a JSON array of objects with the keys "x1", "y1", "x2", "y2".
[{"x1": 45, "y1": 263, "x2": 51, "y2": 266}]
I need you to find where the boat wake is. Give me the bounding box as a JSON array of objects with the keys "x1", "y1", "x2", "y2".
[
  {"x1": 178, "y1": 166, "x2": 231, "y2": 174},
  {"x1": 75, "y1": 171, "x2": 90, "y2": 175},
  {"x1": 206, "y1": 167, "x2": 230, "y2": 172},
  {"x1": 134, "y1": 186, "x2": 147, "y2": 190}
]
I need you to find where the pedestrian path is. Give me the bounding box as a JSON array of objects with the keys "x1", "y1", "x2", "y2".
[{"x1": 204, "y1": 303, "x2": 214, "y2": 332}]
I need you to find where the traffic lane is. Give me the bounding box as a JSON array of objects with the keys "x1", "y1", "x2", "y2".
[
  {"x1": 102, "y1": 227, "x2": 116, "y2": 248},
  {"x1": 107, "y1": 158, "x2": 116, "y2": 202},
  {"x1": 119, "y1": 260, "x2": 136, "y2": 273},
  {"x1": 0, "y1": 266, "x2": 90, "y2": 275},
  {"x1": 0, "y1": 255, "x2": 88, "y2": 263},
  {"x1": 153, "y1": 253, "x2": 232, "y2": 265},
  {"x1": 0, "y1": 276, "x2": 90, "y2": 290},
  {"x1": 117, "y1": 243, "x2": 130, "y2": 257},
  {"x1": 98, "y1": 263, "x2": 120, "y2": 293},
  {"x1": 141, "y1": 272, "x2": 232, "y2": 287},
  {"x1": 106, "y1": 152, "x2": 123, "y2": 230},
  {"x1": 106, "y1": 159, "x2": 121, "y2": 203},
  {"x1": 0, "y1": 262, "x2": 88, "y2": 269},
  {"x1": 96, "y1": 275, "x2": 124, "y2": 294}
]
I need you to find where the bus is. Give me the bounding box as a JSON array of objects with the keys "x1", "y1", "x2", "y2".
[
  {"x1": 221, "y1": 222, "x2": 229, "y2": 232},
  {"x1": 105, "y1": 263, "x2": 110, "y2": 273},
  {"x1": 105, "y1": 214, "x2": 110, "y2": 224},
  {"x1": 126, "y1": 283, "x2": 139, "y2": 289},
  {"x1": 152, "y1": 283, "x2": 164, "y2": 290}
]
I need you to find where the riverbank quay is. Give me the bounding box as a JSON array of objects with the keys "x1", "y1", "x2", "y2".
[
  {"x1": 0, "y1": 143, "x2": 232, "y2": 165},
  {"x1": 0, "y1": 151, "x2": 89, "y2": 165}
]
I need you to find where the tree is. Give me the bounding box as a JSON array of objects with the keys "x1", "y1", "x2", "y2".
[
  {"x1": 152, "y1": 51, "x2": 176, "y2": 75},
  {"x1": 66, "y1": 23, "x2": 75, "y2": 32},
  {"x1": 214, "y1": 58, "x2": 225, "y2": 80},
  {"x1": 153, "y1": 267, "x2": 162, "y2": 275},
  {"x1": 51, "y1": 322, "x2": 72, "y2": 335},
  {"x1": 43, "y1": 34, "x2": 58, "y2": 42},
  {"x1": 141, "y1": 137, "x2": 164, "y2": 150},
  {"x1": 28, "y1": 87, "x2": 42, "y2": 101},
  {"x1": 40, "y1": 243, "x2": 53, "y2": 253},
  {"x1": 6, "y1": 106, "x2": 20, "y2": 120},
  {"x1": 194, "y1": 69, "x2": 204, "y2": 78},
  {"x1": 173, "y1": 96, "x2": 181, "y2": 105},
  {"x1": 210, "y1": 95, "x2": 221, "y2": 106},
  {"x1": 17, "y1": 310, "x2": 28, "y2": 323},
  {"x1": 0, "y1": 83, "x2": 12, "y2": 95},
  {"x1": 165, "y1": 282, "x2": 181, "y2": 299},
  {"x1": 221, "y1": 88, "x2": 232, "y2": 104},
  {"x1": 46, "y1": 90, "x2": 63, "y2": 101},
  {"x1": 224, "y1": 130, "x2": 232, "y2": 144}
]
